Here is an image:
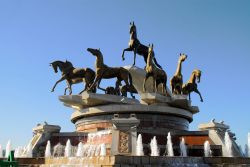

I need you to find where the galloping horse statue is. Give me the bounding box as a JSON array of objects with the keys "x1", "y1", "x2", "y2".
[
  {"x1": 121, "y1": 22, "x2": 162, "y2": 68},
  {"x1": 50, "y1": 60, "x2": 96, "y2": 95},
  {"x1": 170, "y1": 53, "x2": 187, "y2": 94},
  {"x1": 87, "y1": 48, "x2": 135, "y2": 98},
  {"x1": 143, "y1": 44, "x2": 167, "y2": 93},
  {"x1": 182, "y1": 69, "x2": 203, "y2": 102}
]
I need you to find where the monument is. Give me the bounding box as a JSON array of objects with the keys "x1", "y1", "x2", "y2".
[{"x1": 2, "y1": 22, "x2": 250, "y2": 167}]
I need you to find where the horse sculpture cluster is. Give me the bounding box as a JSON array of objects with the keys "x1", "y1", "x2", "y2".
[{"x1": 50, "y1": 22, "x2": 203, "y2": 102}]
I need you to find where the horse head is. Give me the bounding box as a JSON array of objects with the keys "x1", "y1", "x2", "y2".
[
  {"x1": 129, "y1": 21, "x2": 136, "y2": 34},
  {"x1": 50, "y1": 60, "x2": 73, "y2": 74},
  {"x1": 148, "y1": 44, "x2": 154, "y2": 58},
  {"x1": 179, "y1": 53, "x2": 188, "y2": 62},
  {"x1": 87, "y1": 48, "x2": 101, "y2": 57},
  {"x1": 50, "y1": 61, "x2": 59, "y2": 73},
  {"x1": 193, "y1": 69, "x2": 201, "y2": 83}
]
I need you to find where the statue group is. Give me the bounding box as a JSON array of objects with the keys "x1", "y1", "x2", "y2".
[{"x1": 50, "y1": 22, "x2": 203, "y2": 102}]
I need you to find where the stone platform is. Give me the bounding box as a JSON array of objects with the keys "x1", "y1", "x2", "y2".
[
  {"x1": 59, "y1": 92, "x2": 198, "y2": 132},
  {"x1": 55, "y1": 92, "x2": 211, "y2": 157}
]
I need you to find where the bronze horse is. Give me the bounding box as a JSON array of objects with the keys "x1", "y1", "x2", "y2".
[
  {"x1": 182, "y1": 69, "x2": 203, "y2": 102},
  {"x1": 87, "y1": 48, "x2": 134, "y2": 98},
  {"x1": 143, "y1": 44, "x2": 167, "y2": 93},
  {"x1": 50, "y1": 60, "x2": 96, "y2": 95},
  {"x1": 122, "y1": 22, "x2": 162, "y2": 69},
  {"x1": 170, "y1": 54, "x2": 187, "y2": 95}
]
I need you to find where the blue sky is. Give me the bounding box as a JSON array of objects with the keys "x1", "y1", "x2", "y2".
[{"x1": 0, "y1": 0, "x2": 250, "y2": 149}]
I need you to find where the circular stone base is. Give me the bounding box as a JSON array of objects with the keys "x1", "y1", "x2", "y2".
[{"x1": 72, "y1": 104, "x2": 192, "y2": 132}]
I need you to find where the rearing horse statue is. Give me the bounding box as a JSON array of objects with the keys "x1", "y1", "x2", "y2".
[
  {"x1": 182, "y1": 69, "x2": 203, "y2": 102},
  {"x1": 143, "y1": 44, "x2": 167, "y2": 93},
  {"x1": 170, "y1": 54, "x2": 187, "y2": 94},
  {"x1": 122, "y1": 22, "x2": 162, "y2": 68},
  {"x1": 87, "y1": 48, "x2": 134, "y2": 97},
  {"x1": 50, "y1": 60, "x2": 96, "y2": 95}
]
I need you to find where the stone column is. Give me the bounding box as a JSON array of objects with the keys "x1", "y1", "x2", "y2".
[{"x1": 111, "y1": 114, "x2": 140, "y2": 156}]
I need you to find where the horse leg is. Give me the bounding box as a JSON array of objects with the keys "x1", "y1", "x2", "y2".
[
  {"x1": 89, "y1": 74, "x2": 101, "y2": 91},
  {"x1": 79, "y1": 80, "x2": 88, "y2": 95},
  {"x1": 194, "y1": 89, "x2": 203, "y2": 102},
  {"x1": 122, "y1": 47, "x2": 133, "y2": 61},
  {"x1": 163, "y1": 78, "x2": 167, "y2": 94},
  {"x1": 66, "y1": 81, "x2": 72, "y2": 95},
  {"x1": 51, "y1": 77, "x2": 65, "y2": 92},
  {"x1": 133, "y1": 48, "x2": 137, "y2": 66},
  {"x1": 130, "y1": 87, "x2": 135, "y2": 99},
  {"x1": 64, "y1": 87, "x2": 68, "y2": 95},
  {"x1": 97, "y1": 79, "x2": 106, "y2": 91},
  {"x1": 115, "y1": 79, "x2": 122, "y2": 90}
]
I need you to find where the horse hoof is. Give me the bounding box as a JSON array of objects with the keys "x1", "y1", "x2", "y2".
[
  {"x1": 51, "y1": 90, "x2": 54, "y2": 92},
  {"x1": 122, "y1": 57, "x2": 125, "y2": 61}
]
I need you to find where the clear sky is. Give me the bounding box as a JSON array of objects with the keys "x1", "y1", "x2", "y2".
[{"x1": 0, "y1": 0, "x2": 250, "y2": 149}]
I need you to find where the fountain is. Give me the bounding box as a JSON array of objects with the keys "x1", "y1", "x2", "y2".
[
  {"x1": 0, "y1": 145, "x2": 2, "y2": 158},
  {"x1": 5, "y1": 140, "x2": 11, "y2": 158},
  {"x1": 180, "y1": 137, "x2": 187, "y2": 157},
  {"x1": 225, "y1": 132, "x2": 233, "y2": 157},
  {"x1": 150, "y1": 136, "x2": 159, "y2": 156},
  {"x1": 100, "y1": 144, "x2": 106, "y2": 156},
  {"x1": 53, "y1": 143, "x2": 64, "y2": 157},
  {"x1": 136, "y1": 134, "x2": 144, "y2": 156},
  {"x1": 245, "y1": 144, "x2": 248, "y2": 157},
  {"x1": 24, "y1": 143, "x2": 33, "y2": 158},
  {"x1": 65, "y1": 139, "x2": 72, "y2": 157},
  {"x1": 204, "y1": 141, "x2": 211, "y2": 157},
  {"x1": 166, "y1": 132, "x2": 174, "y2": 156},
  {"x1": 14, "y1": 146, "x2": 24, "y2": 157},
  {"x1": 45, "y1": 140, "x2": 51, "y2": 158},
  {"x1": 96, "y1": 145, "x2": 102, "y2": 156},
  {"x1": 86, "y1": 144, "x2": 95, "y2": 157},
  {"x1": 76, "y1": 142, "x2": 84, "y2": 157}
]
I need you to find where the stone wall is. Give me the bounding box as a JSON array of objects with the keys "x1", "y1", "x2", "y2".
[{"x1": 6, "y1": 156, "x2": 250, "y2": 167}]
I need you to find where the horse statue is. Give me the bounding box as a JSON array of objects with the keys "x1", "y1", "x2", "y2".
[
  {"x1": 120, "y1": 84, "x2": 137, "y2": 99},
  {"x1": 105, "y1": 86, "x2": 120, "y2": 96},
  {"x1": 87, "y1": 48, "x2": 134, "y2": 95},
  {"x1": 182, "y1": 69, "x2": 203, "y2": 102},
  {"x1": 121, "y1": 22, "x2": 162, "y2": 68},
  {"x1": 170, "y1": 54, "x2": 187, "y2": 94},
  {"x1": 50, "y1": 60, "x2": 96, "y2": 95},
  {"x1": 143, "y1": 44, "x2": 167, "y2": 93}
]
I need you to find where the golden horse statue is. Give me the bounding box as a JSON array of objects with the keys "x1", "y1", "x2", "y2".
[
  {"x1": 87, "y1": 48, "x2": 133, "y2": 93},
  {"x1": 121, "y1": 22, "x2": 162, "y2": 68},
  {"x1": 170, "y1": 54, "x2": 187, "y2": 94},
  {"x1": 143, "y1": 44, "x2": 167, "y2": 93},
  {"x1": 50, "y1": 60, "x2": 96, "y2": 95},
  {"x1": 182, "y1": 69, "x2": 203, "y2": 102}
]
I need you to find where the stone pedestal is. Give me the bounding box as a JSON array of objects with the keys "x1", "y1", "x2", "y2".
[
  {"x1": 199, "y1": 120, "x2": 243, "y2": 157},
  {"x1": 111, "y1": 114, "x2": 140, "y2": 156},
  {"x1": 31, "y1": 123, "x2": 61, "y2": 157}
]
